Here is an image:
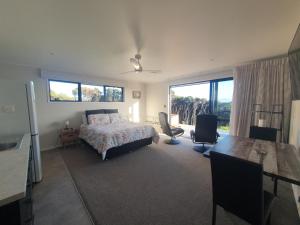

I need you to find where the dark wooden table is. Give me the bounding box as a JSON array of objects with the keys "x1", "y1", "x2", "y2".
[{"x1": 204, "y1": 135, "x2": 300, "y2": 186}]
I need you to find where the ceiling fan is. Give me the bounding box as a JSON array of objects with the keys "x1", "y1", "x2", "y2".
[{"x1": 120, "y1": 54, "x2": 161, "y2": 74}]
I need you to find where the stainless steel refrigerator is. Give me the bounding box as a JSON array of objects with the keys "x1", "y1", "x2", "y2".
[
  {"x1": 0, "y1": 79, "x2": 42, "y2": 182},
  {"x1": 26, "y1": 81, "x2": 42, "y2": 182}
]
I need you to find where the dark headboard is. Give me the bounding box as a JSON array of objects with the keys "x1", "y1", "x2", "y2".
[{"x1": 85, "y1": 109, "x2": 118, "y2": 123}]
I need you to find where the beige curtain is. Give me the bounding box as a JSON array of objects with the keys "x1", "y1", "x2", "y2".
[{"x1": 230, "y1": 57, "x2": 291, "y2": 142}]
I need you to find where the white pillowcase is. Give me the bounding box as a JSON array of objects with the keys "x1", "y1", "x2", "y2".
[
  {"x1": 109, "y1": 113, "x2": 122, "y2": 123},
  {"x1": 109, "y1": 113, "x2": 128, "y2": 123},
  {"x1": 88, "y1": 114, "x2": 110, "y2": 125},
  {"x1": 120, "y1": 114, "x2": 129, "y2": 122}
]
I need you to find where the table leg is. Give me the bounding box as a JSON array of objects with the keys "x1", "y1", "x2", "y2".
[{"x1": 273, "y1": 178, "x2": 278, "y2": 196}]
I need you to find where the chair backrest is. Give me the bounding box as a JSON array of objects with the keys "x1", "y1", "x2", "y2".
[
  {"x1": 158, "y1": 112, "x2": 173, "y2": 137},
  {"x1": 249, "y1": 126, "x2": 277, "y2": 142},
  {"x1": 194, "y1": 114, "x2": 218, "y2": 143},
  {"x1": 210, "y1": 151, "x2": 264, "y2": 225}
]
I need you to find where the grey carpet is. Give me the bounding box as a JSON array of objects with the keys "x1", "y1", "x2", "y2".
[
  {"x1": 60, "y1": 136, "x2": 300, "y2": 225},
  {"x1": 33, "y1": 150, "x2": 93, "y2": 225}
]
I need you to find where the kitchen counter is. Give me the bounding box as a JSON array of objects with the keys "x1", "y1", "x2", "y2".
[{"x1": 0, "y1": 133, "x2": 31, "y2": 207}]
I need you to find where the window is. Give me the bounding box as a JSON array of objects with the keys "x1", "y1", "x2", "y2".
[
  {"x1": 169, "y1": 77, "x2": 234, "y2": 135},
  {"x1": 105, "y1": 86, "x2": 124, "y2": 102},
  {"x1": 49, "y1": 80, "x2": 79, "y2": 102},
  {"x1": 48, "y1": 80, "x2": 124, "y2": 102},
  {"x1": 81, "y1": 84, "x2": 104, "y2": 102},
  {"x1": 210, "y1": 78, "x2": 234, "y2": 133},
  {"x1": 170, "y1": 82, "x2": 210, "y2": 124}
]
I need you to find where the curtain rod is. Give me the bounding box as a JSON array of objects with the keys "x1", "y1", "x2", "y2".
[{"x1": 236, "y1": 53, "x2": 288, "y2": 67}]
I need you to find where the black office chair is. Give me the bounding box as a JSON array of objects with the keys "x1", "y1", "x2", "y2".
[
  {"x1": 249, "y1": 125, "x2": 279, "y2": 196},
  {"x1": 190, "y1": 114, "x2": 219, "y2": 153},
  {"x1": 249, "y1": 126, "x2": 277, "y2": 142},
  {"x1": 210, "y1": 151, "x2": 275, "y2": 225},
  {"x1": 158, "y1": 112, "x2": 184, "y2": 144}
]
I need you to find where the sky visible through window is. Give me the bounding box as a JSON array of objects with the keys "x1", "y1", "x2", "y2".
[
  {"x1": 171, "y1": 80, "x2": 233, "y2": 102},
  {"x1": 217, "y1": 80, "x2": 234, "y2": 102},
  {"x1": 172, "y1": 82, "x2": 210, "y2": 100}
]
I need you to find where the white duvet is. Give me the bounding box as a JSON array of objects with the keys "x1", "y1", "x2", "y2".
[{"x1": 79, "y1": 121, "x2": 159, "y2": 154}]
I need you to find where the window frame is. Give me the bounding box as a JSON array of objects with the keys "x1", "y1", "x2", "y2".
[
  {"x1": 80, "y1": 83, "x2": 105, "y2": 102},
  {"x1": 48, "y1": 79, "x2": 125, "y2": 103},
  {"x1": 104, "y1": 85, "x2": 125, "y2": 102},
  {"x1": 48, "y1": 79, "x2": 81, "y2": 102}
]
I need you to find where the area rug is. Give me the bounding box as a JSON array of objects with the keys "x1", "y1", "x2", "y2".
[{"x1": 60, "y1": 136, "x2": 300, "y2": 225}]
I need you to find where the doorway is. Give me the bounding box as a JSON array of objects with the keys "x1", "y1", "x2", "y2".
[{"x1": 169, "y1": 78, "x2": 234, "y2": 138}]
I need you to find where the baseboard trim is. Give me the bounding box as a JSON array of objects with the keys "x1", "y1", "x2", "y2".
[
  {"x1": 41, "y1": 144, "x2": 62, "y2": 151},
  {"x1": 292, "y1": 184, "x2": 300, "y2": 217}
]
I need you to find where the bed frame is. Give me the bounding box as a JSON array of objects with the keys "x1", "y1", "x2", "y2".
[
  {"x1": 83, "y1": 109, "x2": 153, "y2": 160},
  {"x1": 101, "y1": 137, "x2": 152, "y2": 160}
]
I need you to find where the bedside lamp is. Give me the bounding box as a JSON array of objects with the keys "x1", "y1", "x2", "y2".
[{"x1": 65, "y1": 120, "x2": 70, "y2": 129}]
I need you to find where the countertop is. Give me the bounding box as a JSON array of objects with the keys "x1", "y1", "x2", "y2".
[{"x1": 0, "y1": 133, "x2": 31, "y2": 207}]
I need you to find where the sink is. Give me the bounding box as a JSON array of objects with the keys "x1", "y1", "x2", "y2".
[
  {"x1": 0, "y1": 136, "x2": 23, "y2": 151},
  {"x1": 0, "y1": 142, "x2": 17, "y2": 151}
]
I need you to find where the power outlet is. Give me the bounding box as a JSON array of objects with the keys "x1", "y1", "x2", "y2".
[{"x1": 1, "y1": 105, "x2": 16, "y2": 113}]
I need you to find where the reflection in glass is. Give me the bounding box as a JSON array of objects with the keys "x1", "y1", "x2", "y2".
[
  {"x1": 81, "y1": 84, "x2": 104, "y2": 102},
  {"x1": 105, "y1": 86, "x2": 123, "y2": 102}
]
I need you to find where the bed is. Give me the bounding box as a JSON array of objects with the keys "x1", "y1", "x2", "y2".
[{"x1": 79, "y1": 109, "x2": 159, "y2": 160}]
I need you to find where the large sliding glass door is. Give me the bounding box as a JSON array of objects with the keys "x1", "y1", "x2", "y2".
[
  {"x1": 210, "y1": 78, "x2": 234, "y2": 133},
  {"x1": 169, "y1": 77, "x2": 234, "y2": 137},
  {"x1": 170, "y1": 82, "x2": 210, "y2": 125}
]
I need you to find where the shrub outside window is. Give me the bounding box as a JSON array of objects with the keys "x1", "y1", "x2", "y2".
[
  {"x1": 105, "y1": 86, "x2": 124, "y2": 102},
  {"x1": 81, "y1": 84, "x2": 104, "y2": 102}
]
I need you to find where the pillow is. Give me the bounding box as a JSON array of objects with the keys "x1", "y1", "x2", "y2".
[
  {"x1": 109, "y1": 113, "x2": 121, "y2": 123},
  {"x1": 88, "y1": 114, "x2": 110, "y2": 125},
  {"x1": 82, "y1": 114, "x2": 88, "y2": 125},
  {"x1": 120, "y1": 114, "x2": 129, "y2": 122}
]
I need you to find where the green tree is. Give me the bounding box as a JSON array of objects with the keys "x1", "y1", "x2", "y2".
[
  {"x1": 106, "y1": 88, "x2": 113, "y2": 101},
  {"x1": 50, "y1": 90, "x2": 74, "y2": 101},
  {"x1": 81, "y1": 87, "x2": 102, "y2": 102},
  {"x1": 72, "y1": 89, "x2": 78, "y2": 100}
]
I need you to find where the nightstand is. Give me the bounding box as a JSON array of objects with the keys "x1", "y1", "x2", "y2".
[{"x1": 59, "y1": 128, "x2": 79, "y2": 147}]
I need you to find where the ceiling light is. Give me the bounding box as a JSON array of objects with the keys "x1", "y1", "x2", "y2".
[{"x1": 130, "y1": 58, "x2": 140, "y2": 70}]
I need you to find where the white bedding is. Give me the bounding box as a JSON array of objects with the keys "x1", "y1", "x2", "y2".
[{"x1": 79, "y1": 121, "x2": 159, "y2": 154}]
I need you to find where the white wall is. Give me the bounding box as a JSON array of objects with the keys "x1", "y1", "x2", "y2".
[
  {"x1": 145, "y1": 69, "x2": 234, "y2": 122},
  {"x1": 0, "y1": 63, "x2": 146, "y2": 150},
  {"x1": 289, "y1": 100, "x2": 300, "y2": 216}
]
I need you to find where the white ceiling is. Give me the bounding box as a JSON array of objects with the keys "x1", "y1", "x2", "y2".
[{"x1": 0, "y1": 0, "x2": 299, "y2": 83}]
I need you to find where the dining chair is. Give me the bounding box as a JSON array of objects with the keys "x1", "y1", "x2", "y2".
[
  {"x1": 249, "y1": 126, "x2": 279, "y2": 196},
  {"x1": 158, "y1": 112, "x2": 184, "y2": 144},
  {"x1": 249, "y1": 126, "x2": 277, "y2": 142},
  {"x1": 190, "y1": 114, "x2": 219, "y2": 153},
  {"x1": 210, "y1": 151, "x2": 275, "y2": 225}
]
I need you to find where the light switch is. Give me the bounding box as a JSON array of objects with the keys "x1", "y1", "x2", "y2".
[{"x1": 1, "y1": 105, "x2": 16, "y2": 113}]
